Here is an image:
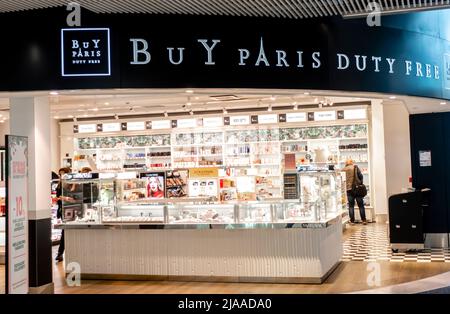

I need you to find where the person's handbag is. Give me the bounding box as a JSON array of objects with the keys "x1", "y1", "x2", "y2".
[{"x1": 351, "y1": 165, "x2": 368, "y2": 197}]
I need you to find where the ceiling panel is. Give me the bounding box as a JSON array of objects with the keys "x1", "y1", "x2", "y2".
[{"x1": 1, "y1": 0, "x2": 449, "y2": 18}]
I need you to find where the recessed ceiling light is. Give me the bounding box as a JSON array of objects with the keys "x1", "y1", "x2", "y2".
[
  {"x1": 0, "y1": 120, "x2": 4, "y2": 124},
  {"x1": 68, "y1": 115, "x2": 74, "y2": 118},
  {"x1": 93, "y1": 108, "x2": 99, "y2": 111},
  {"x1": 49, "y1": 91, "x2": 59, "y2": 96},
  {"x1": 104, "y1": 102, "x2": 109, "y2": 105},
  {"x1": 0, "y1": 115, "x2": 3, "y2": 118},
  {"x1": 186, "y1": 90, "x2": 194, "y2": 94},
  {"x1": 270, "y1": 95, "x2": 276, "y2": 101},
  {"x1": 54, "y1": 116, "x2": 59, "y2": 119},
  {"x1": 79, "y1": 104, "x2": 85, "y2": 107},
  {"x1": 83, "y1": 114, "x2": 89, "y2": 117},
  {"x1": 304, "y1": 92, "x2": 310, "y2": 95},
  {"x1": 440, "y1": 102, "x2": 447, "y2": 105},
  {"x1": 186, "y1": 102, "x2": 192, "y2": 106},
  {"x1": 389, "y1": 96, "x2": 397, "y2": 99},
  {"x1": 195, "y1": 97, "x2": 200, "y2": 100}
]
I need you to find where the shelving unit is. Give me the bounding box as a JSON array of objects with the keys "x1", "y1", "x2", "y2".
[{"x1": 71, "y1": 123, "x2": 371, "y2": 205}]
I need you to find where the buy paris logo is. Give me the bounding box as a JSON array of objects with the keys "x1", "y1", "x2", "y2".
[{"x1": 61, "y1": 28, "x2": 111, "y2": 77}]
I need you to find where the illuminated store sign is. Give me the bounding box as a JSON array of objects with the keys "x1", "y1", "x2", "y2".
[
  {"x1": 314, "y1": 111, "x2": 336, "y2": 121},
  {"x1": 151, "y1": 120, "x2": 172, "y2": 130},
  {"x1": 229, "y1": 116, "x2": 250, "y2": 126},
  {"x1": 344, "y1": 109, "x2": 367, "y2": 120},
  {"x1": 258, "y1": 114, "x2": 278, "y2": 124},
  {"x1": 286, "y1": 112, "x2": 307, "y2": 123},
  {"x1": 127, "y1": 121, "x2": 145, "y2": 131},
  {"x1": 102, "y1": 123, "x2": 121, "y2": 132},
  {"x1": 203, "y1": 117, "x2": 223, "y2": 128},
  {"x1": 177, "y1": 118, "x2": 198, "y2": 128},
  {"x1": 78, "y1": 124, "x2": 96, "y2": 133},
  {"x1": 61, "y1": 28, "x2": 111, "y2": 77}
]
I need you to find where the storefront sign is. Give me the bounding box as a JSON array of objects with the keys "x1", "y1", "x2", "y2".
[
  {"x1": 203, "y1": 117, "x2": 223, "y2": 128},
  {"x1": 102, "y1": 123, "x2": 121, "y2": 132},
  {"x1": 445, "y1": 53, "x2": 450, "y2": 90},
  {"x1": 230, "y1": 116, "x2": 250, "y2": 126},
  {"x1": 151, "y1": 120, "x2": 171, "y2": 130},
  {"x1": 6, "y1": 135, "x2": 29, "y2": 294},
  {"x1": 78, "y1": 124, "x2": 97, "y2": 134},
  {"x1": 419, "y1": 150, "x2": 432, "y2": 167},
  {"x1": 126, "y1": 121, "x2": 145, "y2": 131},
  {"x1": 258, "y1": 114, "x2": 278, "y2": 124},
  {"x1": 286, "y1": 112, "x2": 307, "y2": 123},
  {"x1": 61, "y1": 28, "x2": 111, "y2": 77},
  {"x1": 344, "y1": 109, "x2": 367, "y2": 120},
  {"x1": 176, "y1": 118, "x2": 198, "y2": 129},
  {"x1": 314, "y1": 111, "x2": 336, "y2": 121},
  {"x1": 189, "y1": 167, "x2": 219, "y2": 178}
]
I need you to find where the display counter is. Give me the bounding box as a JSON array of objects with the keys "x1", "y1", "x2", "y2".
[{"x1": 57, "y1": 171, "x2": 343, "y2": 283}]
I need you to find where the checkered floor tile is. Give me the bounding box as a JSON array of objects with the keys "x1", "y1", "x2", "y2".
[{"x1": 342, "y1": 223, "x2": 450, "y2": 263}]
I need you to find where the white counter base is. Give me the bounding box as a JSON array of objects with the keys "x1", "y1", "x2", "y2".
[{"x1": 65, "y1": 218, "x2": 342, "y2": 284}]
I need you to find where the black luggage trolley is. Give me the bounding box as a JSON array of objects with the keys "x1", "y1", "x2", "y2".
[{"x1": 388, "y1": 189, "x2": 430, "y2": 252}]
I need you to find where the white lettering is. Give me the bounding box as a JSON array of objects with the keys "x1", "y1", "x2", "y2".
[
  {"x1": 197, "y1": 39, "x2": 221, "y2": 65},
  {"x1": 416, "y1": 62, "x2": 423, "y2": 77},
  {"x1": 167, "y1": 47, "x2": 185, "y2": 65},
  {"x1": 355, "y1": 55, "x2": 367, "y2": 71},
  {"x1": 372, "y1": 56, "x2": 381, "y2": 72},
  {"x1": 426, "y1": 64, "x2": 432, "y2": 78},
  {"x1": 238, "y1": 49, "x2": 250, "y2": 66},
  {"x1": 276, "y1": 50, "x2": 289, "y2": 67},
  {"x1": 297, "y1": 51, "x2": 304, "y2": 68},
  {"x1": 435, "y1": 65, "x2": 440, "y2": 79},
  {"x1": 386, "y1": 58, "x2": 396, "y2": 74},
  {"x1": 405, "y1": 60, "x2": 412, "y2": 75},
  {"x1": 312, "y1": 52, "x2": 321, "y2": 69},
  {"x1": 92, "y1": 39, "x2": 100, "y2": 49},
  {"x1": 130, "y1": 39, "x2": 151, "y2": 65},
  {"x1": 337, "y1": 53, "x2": 349, "y2": 70},
  {"x1": 255, "y1": 37, "x2": 270, "y2": 67},
  {"x1": 72, "y1": 40, "x2": 79, "y2": 49}
]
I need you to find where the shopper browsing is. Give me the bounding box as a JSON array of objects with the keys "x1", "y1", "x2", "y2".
[
  {"x1": 55, "y1": 167, "x2": 72, "y2": 262},
  {"x1": 342, "y1": 159, "x2": 367, "y2": 225}
]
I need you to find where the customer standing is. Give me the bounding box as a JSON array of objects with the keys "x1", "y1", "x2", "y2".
[
  {"x1": 55, "y1": 167, "x2": 72, "y2": 262},
  {"x1": 343, "y1": 159, "x2": 367, "y2": 225}
]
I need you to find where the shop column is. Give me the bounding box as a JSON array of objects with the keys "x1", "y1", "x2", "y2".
[{"x1": 10, "y1": 97, "x2": 53, "y2": 294}]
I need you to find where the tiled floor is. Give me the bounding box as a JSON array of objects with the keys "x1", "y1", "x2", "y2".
[{"x1": 343, "y1": 223, "x2": 450, "y2": 263}]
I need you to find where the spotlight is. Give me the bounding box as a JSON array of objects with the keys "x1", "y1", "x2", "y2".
[
  {"x1": 268, "y1": 105, "x2": 272, "y2": 112},
  {"x1": 189, "y1": 110, "x2": 194, "y2": 116},
  {"x1": 223, "y1": 108, "x2": 228, "y2": 114},
  {"x1": 114, "y1": 114, "x2": 119, "y2": 120},
  {"x1": 164, "y1": 111, "x2": 169, "y2": 117}
]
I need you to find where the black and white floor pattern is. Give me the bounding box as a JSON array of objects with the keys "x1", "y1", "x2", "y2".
[{"x1": 342, "y1": 223, "x2": 450, "y2": 263}]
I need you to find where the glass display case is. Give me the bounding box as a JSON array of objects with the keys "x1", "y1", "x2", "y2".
[
  {"x1": 298, "y1": 171, "x2": 344, "y2": 221},
  {"x1": 61, "y1": 174, "x2": 343, "y2": 226},
  {"x1": 61, "y1": 173, "x2": 115, "y2": 224}
]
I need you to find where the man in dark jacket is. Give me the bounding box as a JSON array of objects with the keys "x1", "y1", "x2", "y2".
[{"x1": 343, "y1": 159, "x2": 367, "y2": 224}]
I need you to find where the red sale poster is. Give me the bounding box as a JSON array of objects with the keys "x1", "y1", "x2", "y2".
[{"x1": 6, "y1": 135, "x2": 29, "y2": 294}]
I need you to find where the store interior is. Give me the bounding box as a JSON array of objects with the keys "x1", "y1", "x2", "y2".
[{"x1": 1, "y1": 88, "x2": 449, "y2": 291}]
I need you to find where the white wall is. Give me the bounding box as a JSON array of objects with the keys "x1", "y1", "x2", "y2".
[
  {"x1": 371, "y1": 100, "x2": 389, "y2": 215},
  {"x1": 383, "y1": 102, "x2": 412, "y2": 198},
  {"x1": 51, "y1": 119, "x2": 61, "y2": 172}
]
